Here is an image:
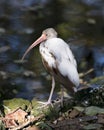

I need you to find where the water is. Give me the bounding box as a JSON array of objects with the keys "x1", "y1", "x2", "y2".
[{"x1": 0, "y1": 0, "x2": 104, "y2": 101}]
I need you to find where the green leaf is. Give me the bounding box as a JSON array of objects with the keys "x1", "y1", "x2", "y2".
[
  {"x1": 83, "y1": 123, "x2": 102, "y2": 130},
  {"x1": 85, "y1": 106, "x2": 104, "y2": 116},
  {"x1": 74, "y1": 106, "x2": 84, "y2": 112}
]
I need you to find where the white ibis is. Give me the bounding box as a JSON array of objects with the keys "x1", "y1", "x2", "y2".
[{"x1": 22, "y1": 28, "x2": 79, "y2": 105}]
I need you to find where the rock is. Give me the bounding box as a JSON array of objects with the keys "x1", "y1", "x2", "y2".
[{"x1": 3, "y1": 98, "x2": 30, "y2": 114}]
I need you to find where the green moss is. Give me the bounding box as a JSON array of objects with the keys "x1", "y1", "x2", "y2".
[
  {"x1": 3, "y1": 98, "x2": 30, "y2": 114},
  {"x1": 90, "y1": 76, "x2": 104, "y2": 85}
]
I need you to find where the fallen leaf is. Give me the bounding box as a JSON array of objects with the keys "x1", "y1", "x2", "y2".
[
  {"x1": 98, "y1": 114, "x2": 104, "y2": 124},
  {"x1": 3, "y1": 108, "x2": 27, "y2": 128},
  {"x1": 27, "y1": 126, "x2": 40, "y2": 130},
  {"x1": 69, "y1": 109, "x2": 80, "y2": 118},
  {"x1": 74, "y1": 106, "x2": 84, "y2": 112},
  {"x1": 83, "y1": 123, "x2": 103, "y2": 130},
  {"x1": 85, "y1": 106, "x2": 104, "y2": 116}
]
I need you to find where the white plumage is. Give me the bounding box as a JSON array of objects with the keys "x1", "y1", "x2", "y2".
[
  {"x1": 22, "y1": 28, "x2": 79, "y2": 105},
  {"x1": 40, "y1": 37, "x2": 79, "y2": 86}
]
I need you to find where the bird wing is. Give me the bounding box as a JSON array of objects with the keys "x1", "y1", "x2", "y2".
[
  {"x1": 43, "y1": 38, "x2": 79, "y2": 87},
  {"x1": 46, "y1": 38, "x2": 77, "y2": 67},
  {"x1": 57, "y1": 59, "x2": 79, "y2": 87}
]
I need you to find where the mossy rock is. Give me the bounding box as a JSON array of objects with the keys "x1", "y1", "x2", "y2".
[
  {"x1": 75, "y1": 76, "x2": 104, "y2": 107},
  {"x1": 31, "y1": 99, "x2": 60, "y2": 119},
  {"x1": 3, "y1": 98, "x2": 30, "y2": 114}
]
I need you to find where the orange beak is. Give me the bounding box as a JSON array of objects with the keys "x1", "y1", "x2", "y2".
[{"x1": 21, "y1": 34, "x2": 47, "y2": 61}]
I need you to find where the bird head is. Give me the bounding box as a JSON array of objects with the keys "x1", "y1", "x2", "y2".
[
  {"x1": 21, "y1": 28, "x2": 57, "y2": 60},
  {"x1": 42, "y1": 28, "x2": 57, "y2": 39}
]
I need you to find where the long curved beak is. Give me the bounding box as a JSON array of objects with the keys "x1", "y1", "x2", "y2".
[{"x1": 21, "y1": 34, "x2": 47, "y2": 61}]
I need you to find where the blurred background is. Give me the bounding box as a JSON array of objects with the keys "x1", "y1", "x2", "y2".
[{"x1": 0, "y1": 0, "x2": 104, "y2": 101}]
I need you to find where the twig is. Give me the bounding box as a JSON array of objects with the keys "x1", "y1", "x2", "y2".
[{"x1": 79, "y1": 68, "x2": 94, "y2": 78}]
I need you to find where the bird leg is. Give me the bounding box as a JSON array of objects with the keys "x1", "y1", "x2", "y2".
[
  {"x1": 60, "y1": 85, "x2": 64, "y2": 107},
  {"x1": 59, "y1": 85, "x2": 72, "y2": 107},
  {"x1": 47, "y1": 76, "x2": 55, "y2": 103},
  {"x1": 38, "y1": 76, "x2": 55, "y2": 107}
]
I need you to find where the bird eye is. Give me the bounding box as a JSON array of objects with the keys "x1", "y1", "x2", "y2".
[{"x1": 46, "y1": 33, "x2": 48, "y2": 36}]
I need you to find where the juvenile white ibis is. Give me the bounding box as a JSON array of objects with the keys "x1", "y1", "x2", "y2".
[{"x1": 22, "y1": 28, "x2": 79, "y2": 105}]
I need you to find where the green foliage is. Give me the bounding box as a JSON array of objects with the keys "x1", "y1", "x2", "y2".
[
  {"x1": 36, "y1": 121, "x2": 52, "y2": 130},
  {"x1": 0, "y1": 120, "x2": 5, "y2": 130}
]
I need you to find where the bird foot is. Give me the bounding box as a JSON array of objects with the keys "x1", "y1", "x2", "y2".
[{"x1": 38, "y1": 101, "x2": 53, "y2": 108}]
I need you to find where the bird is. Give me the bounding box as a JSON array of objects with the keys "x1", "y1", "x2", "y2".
[{"x1": 22, "y1": 28, "x2": 79, "y2": 106}]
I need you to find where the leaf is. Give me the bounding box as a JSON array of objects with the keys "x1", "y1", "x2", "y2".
[
  {"x1": 0, "y1": 120, "x2": 6, "y2": 130},
  {"x1": 98, "y1": 114, "x2": 104, "y2": 124},
  {"x1": 74, "y1": 106, "x2": 84, "y2": 112},
  {"x1": 85, "y1": 106, "x2": 104, "y2": 116},
  {"x1": 83, "y1": 123, "x2": 102, "y2": 130},
  {"x1": 3, "y1": 108, "x2": 28, "y2": 128},
  {"x1": 69, "y1": 109, "x2": 80, "y2": 118},
  {"x1": 36, "y1": 121, "x2": 52, "y2": 130},
  {"x1": 27, "y1": 126, "x2": 40, "y2": 130}
]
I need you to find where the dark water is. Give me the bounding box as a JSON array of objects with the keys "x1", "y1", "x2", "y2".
[{"x1": 0, "y1": 0, "x2": 104, "y2": 101}]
